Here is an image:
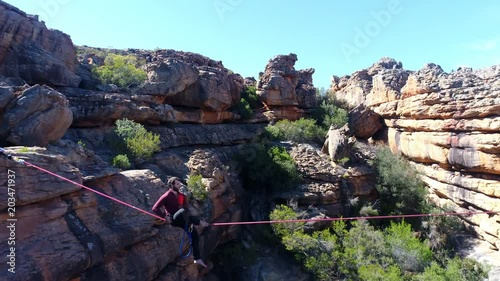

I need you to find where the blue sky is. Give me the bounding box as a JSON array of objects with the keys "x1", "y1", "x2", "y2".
[{"x1": 5, "y1": 0, "x2": 500, "y2": 89}]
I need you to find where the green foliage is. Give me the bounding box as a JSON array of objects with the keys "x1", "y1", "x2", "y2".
[
  {"x1": 311, "y1": 95, "x2": 349, "y2": 129},
  {"x1": 236, "y1": 98, "x2": 253, "y2": 120},
  {"x1": 126, "y1": 130, "x2": 161, "y2": 160},
  {"x1": 235, "y1": 86, "x2": 262, "y2": 120},
  {"x1": 18, "y1": 147, "x2": 30, "y2": 153},
  {"x1": 358, "y1": 264, "x2": 402, "y2": 281},
  {"x1": 339, "y1": 221, "x2": 394, "y2": 278},
  {"x1": 265, "y1": 118, "x2": 326, "y2": 145},
  {"x1": 241, "y1": 86, "x2": 262, "y2": 109},
  {"x1": 115, "y1": 118, "x2": 144, "y2": 140},
  {"x1": 415, "y1": 258, "x2": 489, "y2": 281},
  {"x1": 385, "y1": 221, "x2": 433, "y2": 272},
  {"x1": 237, "y1": 144, "x2": 301, "y2": 191},
  {"x1": 76, "y1": 45, "x2": 109, "y2": 58},
  {"x1": 187, "y1": 174, "x2": 207, "y2": 201},
  {"x1": 271, "y1": 210, "x2": 489, "y2": 281},
  {"x1": 421, "y1": 206, "x2": 465, "y2": 252},
  {"x1": 269, "y1": 205, "x2": 304, "y2": 237},
  {"x1": 282, "y1": 228, "x2": 338, "y2": 280},
  {"x1": 338, "y1": 157, "x2": 349, "y2": 166},
  {"x1": 112, "y1": 154, "x2": 131, "y2": 169},
  {"x1": 77, "y1": 140, "x2": 86, "y2": 148},
  {"x1": 114, "y1": 118, "x2": 161, "y2": 161},
  {"x1": 92, "y1": 54, "x2": 147, "y2": 88},
  {"x1": 372, "y1": 146, "x2": 429, "y2": 220}
]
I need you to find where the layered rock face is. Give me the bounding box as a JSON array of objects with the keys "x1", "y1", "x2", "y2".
[
  {"x1": 331, "y1": 58, "x2": 500, "y2": 248},
  {"x1": 0, "y1": 1, "x2": 80, "y2": 87},
  {"x1": 0, "y1": 142, "x2": 245, "y2": 281},
  {"x1": 256, "y1": 54, "x2": 317, "y2": 120},
  {"x1": 74, "y1": 48, "x2": 245, "y2": 125}
]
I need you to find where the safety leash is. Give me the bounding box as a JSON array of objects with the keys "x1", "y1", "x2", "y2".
[{"x1": 179, "y1": 223, "x2": 193, "y2": 258}]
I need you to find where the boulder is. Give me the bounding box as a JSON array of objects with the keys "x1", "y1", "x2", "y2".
[
  {"x1": 0, "y1": 84, "x2": 72, "y2": 146},
  {"x1": 256, "y1": 53, "x2": 316, "y2": 115},
  {"x1": 348, "y1": 105, "x2": 383, "y2": 139}
]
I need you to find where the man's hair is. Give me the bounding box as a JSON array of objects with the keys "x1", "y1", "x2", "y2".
[{"x1": 167, "y1": 176, "x2": 181, "y2": 189}]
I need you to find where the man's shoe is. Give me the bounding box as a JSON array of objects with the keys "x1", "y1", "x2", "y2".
[{"x1": 194, "y1": 259, "x2": 207, "y2": 268}]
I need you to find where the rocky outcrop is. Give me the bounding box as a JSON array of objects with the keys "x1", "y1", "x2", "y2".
[
  {"x1": 61, "y1": 87, "x2": 175, "y2": 127},
  {"x1": 0, "y1": 144, "x2": 244, "y2": 281},
  {"x1": 278, "y1": 144, "x2": 376, "y2": 219},
  {"x1": 75, "y1": 47, "x2": 246, "y2": 123},
  {"x1": 0, "y1": 79, "x2": 73, "y2": 146},
  {"x1": 0, "y1": 1, "x2": 80, "y2": 87},
  {"x1": 331, "y1": 59, "x2": 500, "y2": 248},
  {"x1": 256, "y1": 54, "x2": 317, "y2": 120}
]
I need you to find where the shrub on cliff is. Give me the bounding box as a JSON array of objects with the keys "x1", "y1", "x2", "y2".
[
  {"x1": 236, "y1": 98, "x2": 253, "y2": 120},
  {"x1": 270, "y1": 205, "x2": 489, "y2": 281},
  {"x1": 237, "y1": 144, "x2": 301, "y2": 191},
  {"x1": 265, "y1": 118, "x2": 326, "y2": 145},
  {"x1": 187, "y1": 174, "x2": 207, "y2": 201},
  {"x1": 114, "y1": 118, "x2": 160, "y2": 161},
  {"x1": 311, "y1": 95, "x2": 349, "y2": 130},
  {"x1": 112, "y1": 154, "x2": 131, "y2": 169},
  {"x1": 92, "y1": 54, "x2": 147, "y2": 88},
  {"x1": 372, "y1": 146, "x2": 429, "y2": 221},
  {"x1": 241, "y1": 86, "x2": 262, "y2": 109}
]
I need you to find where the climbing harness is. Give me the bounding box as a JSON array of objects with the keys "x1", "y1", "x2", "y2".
[{"x1": 1, "y1": 146, "x2": 499, "y2": 227}]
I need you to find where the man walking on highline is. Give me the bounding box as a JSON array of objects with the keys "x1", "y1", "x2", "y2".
[{"x1": 152, "y1": 177, "x2": 209, "y2": 268}]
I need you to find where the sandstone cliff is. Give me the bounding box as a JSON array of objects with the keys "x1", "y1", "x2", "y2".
[
  {"x1": 1, "y1": 1, "x2": 499, "y2": 280},
  {"x1": 330, "y1": 58, "x2": 500, "y2": 249}
]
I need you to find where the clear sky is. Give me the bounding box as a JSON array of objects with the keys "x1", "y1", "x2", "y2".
[{"x1": 4, "y1": 0, "x2": 500, "y2": 89}]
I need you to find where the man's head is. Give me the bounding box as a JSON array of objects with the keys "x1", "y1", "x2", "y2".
[{"x1": 167, "y1": 177, "x2": 183, "y2": 192}]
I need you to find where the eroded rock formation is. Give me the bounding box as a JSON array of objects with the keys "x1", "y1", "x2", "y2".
[
  {"x1": 256, "y1": 54, "x2": 317, "y2": 120},
  {"x1": 331, "y1": 58, "x2": 500, "y2": 249},
  {"x1": 0, "y1": 143, "x2": 245, "y2": 281}
]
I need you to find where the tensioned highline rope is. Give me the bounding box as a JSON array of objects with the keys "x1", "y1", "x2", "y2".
[
  {"x1": 23, "y1": 160, "x2": 167, "y2": 221},
  {"x1": 2, "y1": 148, "x2": 498, "y2": 226}
]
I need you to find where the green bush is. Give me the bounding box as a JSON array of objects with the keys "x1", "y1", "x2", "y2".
[
  {"x1": 270, "y1": 207, "x2": 488, "y2": 281},
  {"x1": 311, "y1": 95, "x2": 349, "y2": 129},
  {"x1": 265, "y1": 118, "x2": 326, "y2": 145},
  {"x1": 114, "y1": 118, "x2": 161, "y2": 161},
  {"x1": 372, "y1": 146, "x2": 429, "y2": 221},
  {"x1": 241, "y1": 86, "x2": 262, "y2": 109},
  {"x1": 115, "y1": 118, "x2": 145, "y2": 140},
  {"x1": 112, "y1": 154, "x2": 131, "y2": 169},
  {"x1": 421, "y1": 206, "x2": 465, "y2": 253},
  {"x1": 236, "y1": 98, "x2": 253, "y2": 120},
  {"x1": 385, "y1": 221, "x2": 433, "y2": 272},
  {"x1": 18, "y1": 147, "x2": 30, "y2": 153},
  {"x1": 187, "y1": 174, "x2": 207, "y2": 201},
  {"x1": 269, "y1": 205, "x2": 304, "y2": 237},
  {"x1": 339, "y1": 221, "x2": 394, "y2": 279},
  {"x1": 92, "y1": 54, "x2": 147, "y2": 88},
  {"x1": 358, "y1": 264, "x2": 401, "y2": 281},
  {"x1": 415, "y1": 258, "x2": 489, "y2": 281},
  {"x1": 238, "y1": 144, "x2": 301, "y2": 191}
]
